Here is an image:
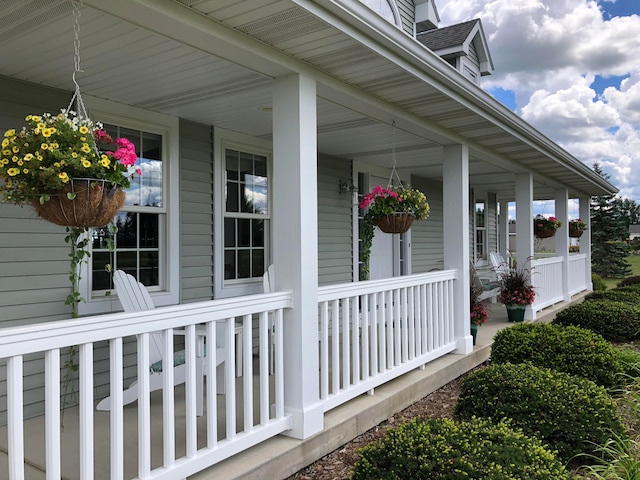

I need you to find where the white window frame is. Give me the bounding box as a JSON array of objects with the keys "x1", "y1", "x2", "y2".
[
  {"x1": 214, "y1": 127, "x2": 271, "y2": 299},
  {"x1": 474, "y1": 195, "x2": 488, "y2": 265},
  {"x1": 359, "y1": 0, "x2": 401, "y2": 26},
  {"x1": 78, "y1": 96, "x2": 180, "y2": 315}
]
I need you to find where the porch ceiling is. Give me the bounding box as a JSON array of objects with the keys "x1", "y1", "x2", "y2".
[{"x1": 0, "y1": 0, "x2": 615, "y2": 200}]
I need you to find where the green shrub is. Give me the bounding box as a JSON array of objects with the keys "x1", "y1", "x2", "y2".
[
  {"x1": 619, "y1": 276, "x2": 640, "y2": 287},
  {"x1": 552, "y1": 300, "x2": 640, "y2": 342},
  {"x1": 584, "y1": 289, "x2": 640, "y2": 305},
  {"x1": 352, "y1": 417, "x2": 570, "y2": 480},
  {"x1": 615, "y1": 347, "x2": 640, "y2": 382},
  {"x1": 454, "y1": 363, "x2": 628, "y2": 462},
  {"x1": 616, "y1": 284, "x2": 640, "y2": 294},
  {"x1": 592, "y1": 273, "x2": 608, "y2": 291},
  {"x1": 491, "y1": 323, "x2": 621, "y2": 388},
  {"x1": 576, "y1": 434, "x2": 640, "y2": 480}
]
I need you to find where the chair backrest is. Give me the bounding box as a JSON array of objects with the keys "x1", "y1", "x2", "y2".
[
  {"x1": 263, "y1": 264, "x2": 275, "y2": 293},
  {"x1": 469, "y1": 264, "x2": 485, "y2": 292},
  {"x1": 113, "y1": 270, "x2": 163, "y2": 362},
  {"x1": 490, "y1": 252, "x2": 509, "y2": 277}
]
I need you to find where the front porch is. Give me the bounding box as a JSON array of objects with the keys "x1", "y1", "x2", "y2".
[
  {"x1": 0, "y1": 297, "x2": 579, "y2": 480},
  {"x1": 0, "y1": 260, "x2": 588, "y2": 480}
]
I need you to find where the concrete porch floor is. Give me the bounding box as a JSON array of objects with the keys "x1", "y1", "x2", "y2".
[{"x1": 0, "y1": 296, "x2": 582, "y2": 480}]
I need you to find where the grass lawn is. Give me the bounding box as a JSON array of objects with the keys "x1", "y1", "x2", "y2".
[{"x1": 602, "y1": 254, "x2": 640, "y2": 289}]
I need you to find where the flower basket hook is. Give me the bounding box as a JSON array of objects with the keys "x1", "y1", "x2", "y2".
[
  {"x1": 67, "y1": 0, "x2": 90, "y2": 123},
  {"x1": 386, "y1": 121, "x2": 403, "y2": 188}
]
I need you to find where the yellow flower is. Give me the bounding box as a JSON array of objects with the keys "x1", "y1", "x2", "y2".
[
  {"x1": 25, "y1": 115, "x2": 32, "y2": 121},
  {"x1": 41, "y1": 129, "x2": 51, "y2": 138},
  {"x1": 82, "y1": 159, "x2": 91, "y2": 168},
  {"x1": 24, "y1": 154, "x2": 33, "y2": 161},
  {"x1": 7, "y1": 168, "x2": 19, "y2": 176},
  {"x1": 81, "y1": 143, "x2": 91, "y2": 153},
  {"x1": 12, "y1": 146, "x2": 19, "y2": 153},
  {"x1": 41, "y1": 143, "x2": 48, "y2": 150},
  {"x1": 32, "y1": 116, "x2": 41, "y2": 122},
  {"x1": 100, "y1": 157, "x2": 111, "y2": 167},
  {"x1": 4, "y1": 129, "x2": 15, "y2": 137},
  {"x1": 1, "y1": 139, "x2": 8, "y2": 147},
  {"x1": 37, "y1": 123, "x2": 45, "y2": 130},
  {"x1": 22, "y1": 168, "x2": 28, "y2": 174},
  {"x1": 71, "y1": 152, "x2": 78, "y2": 158},
  {"x1": 79, "y1": 126, "x2": 89, "y2": 134},
  {"x1": 2, "y1": 149, "x2": 10, "y2": 156},
  {"x1": 58, "y1": 172, "x2": 69, "y2": 182},
  {"x1": 50, "y1": 142, "x2": 58, "y2": 149},
  {"x1": 17, "y1": 160, "x2": 23, "y2": 166},
  {"x1": 36, "y1": 154, "x2": 43, "y2": 161},
  {"x1": 54, "y1": 162, "x2": 60, "y2": 168}
]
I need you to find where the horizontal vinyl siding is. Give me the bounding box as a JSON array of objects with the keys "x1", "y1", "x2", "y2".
[
  {"x1": 179, "y1": 119, "x2": 214, "y2": 303},
  {"x1": 397, "y1": 0, "x2": 415, "y2": 35},
  {"x1": 317, "y1": 154, "x2": 353, "y2": 285},
  {"x1": 410, "y1": 175, "x2": 444, "y2": 272}
]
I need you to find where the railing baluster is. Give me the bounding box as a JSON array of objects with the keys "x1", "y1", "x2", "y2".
[
  {"x1": 7, "y1": 356, "x2": 24, "y2": 480},
  {"x1": 274, "y1": 309, "x2": 285, "y2": 419},
  {"x1": 243, "y1": 314, "x2": 253, "y2": 433},
  {"x1": 351, "y1": 296, "x2": 359, "y2": 386},
  {"x1": 45, "y1": 349, "x2": 60, "y2": 480},
  {"x1": 361, "y1": 294, "x2": 370, "y2": 381},
  {"x1": 225, "y1": 317, "x2": 237, "y2": 441},
  {"x1": 369, "y1": 293, "x2": 378, "y2": 376},
  {"x1": 79, "y1": 343, "x2": 94, "y2": 480},
  {"x1": 137, "y1": 333, "x2": 151, "y2": 478},
  {"x1": 162, "y1": 329, "x2": 175, "y2": 467},
  {"x1": 330, "y1": 299, "x2": 339, "y2": 395},
  {"x1": 185, "y1": 324, "x2": 198, "y2": 457},
  {"x1": 259, "y1": 311, "x2": 269, "y2": 425},
  {"x1": 401, "y1": 288, "x2": 408, "y2": 363},
  {"x1": 109, "y1": 338, "x2": 124, "y2": 480},
  {"x1": 319, "y1": 301, "x2": 329, "y2": 399},
  {"x1": 206, "y1": 321, "x2": 218, "y2": 448},
  {"x1": 393, "y1": 289, "x2": 401, "y2": 366}
]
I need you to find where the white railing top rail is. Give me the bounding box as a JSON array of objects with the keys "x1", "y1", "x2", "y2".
[
  {"x1": 0, "y1": 291, "x2": 292, "y2": 358},
  {"x1": 318, "y1": 270, "x2": 456, "y2": 302},
  {"x1": 568, "y1": 253, "x2": 587, "y2": 261},
  {"x1": 532, "y1": 255, "x2": 563, "y2": 266}
]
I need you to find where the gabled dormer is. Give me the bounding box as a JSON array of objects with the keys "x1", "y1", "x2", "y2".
[{"x1": 416, "y1": 18, "x2": 494, "y2": 85}]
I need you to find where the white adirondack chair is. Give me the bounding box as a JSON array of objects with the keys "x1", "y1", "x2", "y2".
[
  {"x1": 96, "y1": 270, "x2": 234, "y2": 415},
  {"x1": 490, "y1": 252, "x2": 510, "y2": 278}
]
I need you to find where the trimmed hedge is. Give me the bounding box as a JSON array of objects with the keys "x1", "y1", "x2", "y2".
[
  {"x1": 491, "y1": 323, "x2": 621, "y2": 388},
  {"x1": 352, "y1": 417, "x2": 571, "y2": 480},
  {"x1": 592, "y1": 273, "x2": 607, "y2": 291},
  {"x1": 584, "y1": 289, "x2": 640, "y2": 305},
  {"x1": 454, "y1": 363, "x2": 628, "y2": 462},
  {"x1": 552, "y1": 300, "x2": 640, "y2": 342},
  {"x1": 618, "y1": 276, "x2": 640, "y2": 287}
]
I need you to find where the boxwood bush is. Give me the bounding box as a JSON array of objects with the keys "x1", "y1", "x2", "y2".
[
  {"x1": 352, "y1": 417, "x2": 571, "y2": 480},
  {"x1": 592, "y1": 273, "x2": 608, "y2": 291},
  {"x1": 491, "y1": 323, "x2": 621, "y2": 388},
  {"x1": 454, "y1": 363, "x2": 627, "y2": 462},
  {"x1": 618, "y1": 276, "x2": 640, "y2": 287},
  {"x1": 552, "y1": 300, "x2": 640, "y2": 342},
  {"x1": 584, "y1": 289, "x2": 640, "y2": 305}
]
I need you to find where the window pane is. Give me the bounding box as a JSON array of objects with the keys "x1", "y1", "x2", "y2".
[
  {"x1": 226, "y1": 151, "x2": 239, "y2": 181},
  {"x1": 238, "y1": 218, "x2": 251, "y2": 247},
  {"x1": 224, "y1": 218, "x2": 236, "y2": 248},
  {"x1": 252, "y1": 250, "x2": 264, "y2": 277},
  {"x1": 224, "y1": 250, "x2": 236, "y2": 280},
  {"x1": 116, "y1": 213, "x2": 137, "y2": 248},
  {"x1": 140, "y1": 251, "x2": 159, "y2": 286},
  {"x1": 226, "y1": 182, "x2": 239, "y2": 213},
  {"x1": 238, "y1": 249, "x2": 251, "y2": 278},
  {"x1": 139, "y1": 213, "x2": 159, "y2": 248},
  {"x1": 118, "y1": 251, "x2": 138, "y2": 271},
  {"x1": 92, "y1": 252, "x2": 112, "y2": 291},
  {"x1": 252, "y1": 219, "x2": 264, "y2": 247}
]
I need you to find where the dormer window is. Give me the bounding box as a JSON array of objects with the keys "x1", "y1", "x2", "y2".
[{"x1": 360, "y1": 0, "x2": 400, "y2": 25}]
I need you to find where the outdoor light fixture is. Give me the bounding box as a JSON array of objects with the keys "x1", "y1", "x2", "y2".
[{"x1": 339, "y1": 178, "x2": 358, "y2": 194}]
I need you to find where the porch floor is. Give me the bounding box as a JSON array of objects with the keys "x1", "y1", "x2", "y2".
[{"x1": 0, "y1": 296, "x2": 582, "y2": 480}]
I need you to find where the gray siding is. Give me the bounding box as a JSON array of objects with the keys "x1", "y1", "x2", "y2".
[
  {"x1": 410, "y1": 175, "x2": 444, "y2": 272},
  {"x1": 397, "y1": 0, "x2": 416, "y2": 35},
  {"x1": 179, "y1": 120, "x2": 214, "y2": 302},
  {"x1": 317, "y1": 155, "x2": 354, "y2": 285}
]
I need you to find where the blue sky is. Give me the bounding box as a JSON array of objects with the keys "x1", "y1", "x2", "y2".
[{"x1": 439, "y1": 0, "x2": 640, "y2": 209}]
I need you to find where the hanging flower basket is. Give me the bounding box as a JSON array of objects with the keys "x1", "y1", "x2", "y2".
[
  {"x1": 31, "y1": 178, "x2": 125, "y2": 228},
  {"x1": 569, "y1": 226, "x2": 584, "y2": 238},
  {"x1": 535, "y1": 228, "x2": 556, "y2": 239},
  {"x1": 568, "y1": 219, "x2": 587, "y2": 238},
  {"x1": 375, "y1": 212, "x2": 415, "y2": 234}
]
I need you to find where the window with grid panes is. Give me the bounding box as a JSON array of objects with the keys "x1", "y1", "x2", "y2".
[
  {"x1": 224, "y1": 148, "x2": 268, "y2": 281},
  {"x1": 91, "y1": 125, "x2": 164, "y2": 291}
]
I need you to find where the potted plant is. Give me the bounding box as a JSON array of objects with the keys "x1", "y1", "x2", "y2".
[
  {"x1": 0, "y1": 109, "x2": 139, "y2": 227},
  {"x1": 470, "y1": 282, "x2": 489, "y2": 345},
  {"x1": 533, "y1": 214, "x2": 562, "y2": 239},
  {"x1": 497, "y1": 260, "x2": 535, "y2": 322},
  {"x1": 568, "y1": 218, "x2": 587, "y2": 238},
  {"x1": 359, "y1": 184, "x2": 430, "y2": 279}
]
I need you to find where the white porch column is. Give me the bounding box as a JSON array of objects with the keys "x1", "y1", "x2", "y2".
[
  {"x1": 555, "y1": 188, "x2": 570, "y2": 302},
  {"x1": 443, "y1": 144, "x2": 472, "y2": 354},
  {"x1": 514, "y1": 173, "x2": 535, "y2": 319},
  {"x1": 498, "y1": 200, "x2": 509, "y2": 259},
  {"x1": 272, "y1": 74, "x2": 323, "y2": 439},
  {"x1": 579, "y1": 195, "x2": 593, "y2": 289}
]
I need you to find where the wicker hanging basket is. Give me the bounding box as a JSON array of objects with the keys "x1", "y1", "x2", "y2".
[
  {"x1": 535, "y1": 228, "x2": 556, "y2": 239},
  {"x1": 31, "y1": 178, "x2": 125, "y2": 228},
  {"x1": 375, "y1": 212, "x2": 415, "y2": 234},
  {"x1": 569, "y1": 227, "x2": 584, "y2": 238}
]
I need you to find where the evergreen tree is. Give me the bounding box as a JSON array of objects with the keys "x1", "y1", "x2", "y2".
[{"x1": 590, "y1": 163, "x2": 631, "y2": 277}]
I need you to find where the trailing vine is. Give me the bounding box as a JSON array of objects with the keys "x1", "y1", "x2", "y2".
[{"x1": 360, "y1": 212, "x2": 377, "y2": 281}]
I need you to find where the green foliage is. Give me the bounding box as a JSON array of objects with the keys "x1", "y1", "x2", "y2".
[
  {"x1": 454, "y1": 363, "x2": 628, "y2": 462},
  {"x1": 614, "y1": 347, "x2": 640, "y2": 383},
  {"x1": 591, "y1": 163, "x2": 632, "y2": 278},
  {"x1": 352, "y1": 416, "x2": 570, "y2": 480},
  {"x1": 619, "y1": 276, "x2": 640, "y2": 287},
  {"x1": 576, "y1": 434, "x2": 640, "y2": 480},
  {"x1": 491, "y1": 323, "x2": 621, "y2": 388},
  {"x1": 592, "y1": 273, "x2": 608, "y2": 291},
  {"x1": 552, "y1": 300, "x2": 640, "y2": 342},
  {"x1": 585, "y1": 289, "x2": 640, "y2": 305}
]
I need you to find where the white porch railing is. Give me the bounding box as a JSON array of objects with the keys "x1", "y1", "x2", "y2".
[
  {"x1": 568, "y1": 253, "x2": 589, "y2": 295},
  {"x1": 317, "y1": 270, "x2": 457, "y2": 413},
  {"x1": 0, "y1": 291, "x2": 292, "y2": 480},
  {"x1": 531, "y1": 254, "x2": 589, "y2": 314}
]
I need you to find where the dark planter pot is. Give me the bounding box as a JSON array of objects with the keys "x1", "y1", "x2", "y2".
[
  {"x1": 535, "y1": 228, "x2": 556, "y2": 239},
  {"x1": 569, "y1": 227, "x2": 584, "y2": 238},
  {"x1": 505, "y1": 304, "x2": 526, "y2": 323},
  {"x1": 470, "y1": 323, "x2": 479, "y2": 345}
]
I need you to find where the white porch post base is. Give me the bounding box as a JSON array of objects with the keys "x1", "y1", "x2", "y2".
[
  {"x1": 281, "y1": 402, "x2": 325, "y2": 439},
  {"x1": 525, "y1": 305, "x2": 536, "y2": 321},
  {"x1": 453, "y1": 334, "x2": 473, "y2": 354}
]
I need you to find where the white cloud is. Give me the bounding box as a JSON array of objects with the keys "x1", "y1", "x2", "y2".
[{"x1": 439, "y1": 0, "x2": 640, "y2": 202}]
